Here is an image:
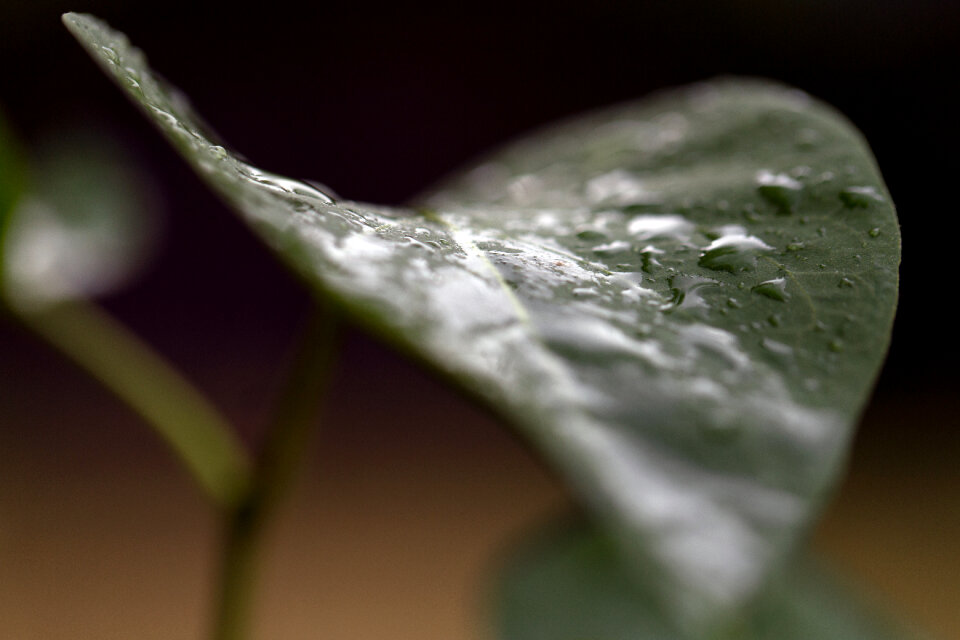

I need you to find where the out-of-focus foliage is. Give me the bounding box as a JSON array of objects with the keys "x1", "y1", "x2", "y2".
[
  {"x1": 496, "y1": 520, "x2": 919, "y2": 639},
  {"x1": 0, "y1": 110, "x2": 26, "y2": 258},
  {"x1": 1, "y1": 127, "x2": 159, "y2": 310}
]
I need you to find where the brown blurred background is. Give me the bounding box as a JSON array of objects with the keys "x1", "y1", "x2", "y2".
[{"x1": 1, "y1": 0, "x2": 959, "y2": 638}]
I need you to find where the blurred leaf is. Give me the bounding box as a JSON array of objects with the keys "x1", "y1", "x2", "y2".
[
  {"x1": 0, "y1": 109, "x2": 26, "y2": 253},
  {"x1": 494, "y1": 520, "x2": 922, "y2": 640},
  {"x1": 65, "y1": 13, "x2": 900, "y2": 632},
  {"x1": 1, "y1": 127, "x2": 159, "y2": 310},
  {"x1": 0, "y1": 122, "x2": 246, "y2": 505}
]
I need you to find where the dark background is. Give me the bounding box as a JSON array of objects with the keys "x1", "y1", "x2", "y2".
[
  {"x1": 2, "y1": 0, "x2": 957, "y2": 391},
  {"x1": 1, "y1": 1, "x2": 958, "y2": 638}
]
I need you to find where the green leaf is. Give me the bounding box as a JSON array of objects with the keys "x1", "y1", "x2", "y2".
[
  {"x1": 1, "y1": 127, "x2": 159, "y2": 310},
  {"x1": 0, "y1": 120, "x2": 248, "y2": 507},
  {"x1": 64, "y1": 13, "x2": 900, "y2": 631},
  {"x1": 494, "y1": 520, "x2": 922, "y2": 640}
]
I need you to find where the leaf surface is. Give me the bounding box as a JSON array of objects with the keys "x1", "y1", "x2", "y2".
[
  {"x1": 64, "y1": 13, "x2": 900, "y2": 631},
  {"x1": 494, "y1": 520, "x2": 921, "y2": 640}
]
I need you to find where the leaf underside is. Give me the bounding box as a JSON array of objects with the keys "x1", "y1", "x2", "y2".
[
  {"x1": 65, "y1": 13, "x2": 900, "y2": 633},
  {"x1": 495, "y1": 520, "x2": 919, "y2": 640}
]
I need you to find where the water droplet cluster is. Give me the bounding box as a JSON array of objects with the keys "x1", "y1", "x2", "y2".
[{"x1": 64, "y1": 16, "x2": 900, "y2": 627}]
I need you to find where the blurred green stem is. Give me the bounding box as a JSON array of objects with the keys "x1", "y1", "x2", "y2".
[
  {"x1": 212, "y1": 296, "x2": 341, "y2": 640},
  {"x1": 17, "y1": 298, "x2": 251, "y2": 508},
  {"x1": 13, "y1": 293, "x2": 340, "y2": 640}
]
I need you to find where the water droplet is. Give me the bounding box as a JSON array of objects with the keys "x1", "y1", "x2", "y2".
[
  {"x1": 698, "y1": 229, "x2": 773, "y2": 273},
  {"x1": 761, "y1": 338, "x2": 793, "y2": 356},
  {"x1": 240, "y1": 165, "x2": 336, "y2": 204},
  {"x1": 868, "y1": 227, "x2": 881, "y2": 238},
  {"x1": 100, "y1": 45, "x2": 120, "y2": 64},
  {"x1": 591, "y1": 240, "x2": 632, "y2": 256},
  {"x1": 149, "y1": 106, "x2": 179, "y2": 128},
  {"x1": 837, "y1": 277, "x2": 855, "y2": 289},
  {"x1": 665, "y1": 275, "x2": 719, "y2": 312},
  {"x1": 639, "y1": 247, "x2": 663, "y2": 273},
  {"x1": 752, "y1": 278, "x2": 789, "y2": 302},
  {"x1": 727, "y1": 298, "x2": 742, "y2": 309},
  {"x1": 786, "y1": 241, "x2": 805, "y2": 252},
  {"x1": 305, "y1": 180, "x2": 340, "y2": 200},
  {"x1": 839, "y1": 186, "x2": 884, "y2": 208},
  {"x1": 828, "y1": 339, "x2": 844, "y2": 353},
  {"x1": 756, "y1": 170, "x2": 803, "y2": 212},
  {"x1": 476, "y1": 240, "x2": 521, "y2": 254},
  {"x1": 586, "y1": 170, "x2": 655, "y2": 206},
  {"x1": 627, "y1": 214, "x2": 694, "y2": 242},
  {"x1": 768, "y1": 314, "x2": 782, "y2": 327},
  {"x1": 576, "y1": 228, "x2": 608, "y2": 241},
  {"x1": 210, "y1": 145, "x2": 228, "y2": 161}
]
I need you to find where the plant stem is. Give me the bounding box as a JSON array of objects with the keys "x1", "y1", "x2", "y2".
[
  {"x1": 17, "y1": 298, "x2": 251, "y2": 508},
  {"x1": 212, "y1": 296, "x2": 341, "y2": 640}
]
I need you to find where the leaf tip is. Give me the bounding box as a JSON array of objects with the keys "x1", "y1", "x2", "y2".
[
  {"x1": 61, "y1": 12, "x2": 91, "y2": 33},
  {"x1": 62, "y1": 13, "x2": 123, "y2": 57}
]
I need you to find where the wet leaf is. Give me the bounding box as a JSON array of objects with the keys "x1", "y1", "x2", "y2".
[
  {"x1": 495, "y1": 520, "x2": 921, "y2": 640},
  {"x1": 65, "y1": 14, "x2": 900, "y2": 632}
]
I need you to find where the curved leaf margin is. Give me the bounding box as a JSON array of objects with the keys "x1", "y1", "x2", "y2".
[{"x1": 63, "y1": 13, "x2": 900, "y2": 632}]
